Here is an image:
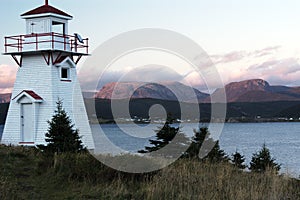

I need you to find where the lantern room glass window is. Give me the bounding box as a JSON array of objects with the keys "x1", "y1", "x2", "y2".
[{"x1": 52, "y1": 21, "x2": 65, "y2": 35}]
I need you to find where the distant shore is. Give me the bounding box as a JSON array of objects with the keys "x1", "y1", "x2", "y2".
[{"x1": 92, "y1": 117, "x2": 300, "y2": 124}]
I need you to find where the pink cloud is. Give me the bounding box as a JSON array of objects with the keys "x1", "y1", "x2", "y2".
[
  {"x1": 0, "y1": 64, "x2": 18, "y2": 93},
  {"x1": 251, "y1": 46, "x2": 281, "y2": 58},
  {"x1": 211, "y1": 51, "x2": 246, "y2": 64},
  {"x1": 210, "y1": 46, "x2": 282, "y2": 66}
]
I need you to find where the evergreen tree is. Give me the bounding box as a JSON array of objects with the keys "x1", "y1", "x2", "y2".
[
  {"x1": 138, "y1": 114, "x2": 189, "y2": 157},
  {"x1": 184, "y1": 127, "x2": 208, "y2": 159},
  {"x1": 249, "y1": 143, "x2": 280, "y2": 173},
  {"x1": 231, "y1": 150, "x2": 247, "y2": 169},
  {"x1": 184, "y1": 127, "x2": 228, "y2": 162},
  {"x1": 205, "y1": 141, "x2": 228, "y2": 162},
  {"x1": 38, "y1": 100, "x2": 86, "y2": 154}
]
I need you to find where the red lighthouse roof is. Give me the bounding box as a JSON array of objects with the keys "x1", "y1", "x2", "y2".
[{"x1": 21, "y1": 1, "x2": 72, "y2": 18}]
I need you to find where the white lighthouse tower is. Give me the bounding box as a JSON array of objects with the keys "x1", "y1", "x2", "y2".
[{"x1": 2, "y1": 1, "x2": 95, "y2": 150}]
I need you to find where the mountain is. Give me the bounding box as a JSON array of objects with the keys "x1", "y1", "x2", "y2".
[
  {"x1": 2, "y1": 79, "x2": 300, "y2": 103},
  {"x1": 210, "y1": 79, "x2": 300, "y2": 102},
  {"x1": 0, "y1": 94, "x2": 11, "y2": 103},
  {"x1": 95, "y1": 82, "x2": 209, "y2": 102}
]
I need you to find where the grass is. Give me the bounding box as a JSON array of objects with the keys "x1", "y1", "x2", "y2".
[{"x1": 0, "y1": 145, "x2": 300, "y2": 200}]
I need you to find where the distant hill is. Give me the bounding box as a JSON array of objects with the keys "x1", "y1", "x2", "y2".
[
  {"x1": 3, "y1": 79, "x2": 300, "y2": 104},
  {"x1": 95, "y1": 82, "x2": 209, "y2": 103},
  {"x1": 0, "y1": 99, "x2": 300, "y2": 125},
  {"x1": 2, "y1": 79, "x2": 300, "y2": 124},
  {"x1": 210, "y1": 79, "x2": 300, "y2": 102},
  {"x1": 84, "y1": 98, "x2": 300, "y2": 121},
  {"x1": 0, "y1": 94, "x2": 11, "y2": 103}
]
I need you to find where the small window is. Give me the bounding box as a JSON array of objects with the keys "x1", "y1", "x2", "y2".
[{"x1": 61, "y1": 68, "x2": 69, "y2": 79}]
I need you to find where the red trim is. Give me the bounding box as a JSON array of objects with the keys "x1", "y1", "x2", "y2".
[
  {"x1": 13, "y1": 90, "x2": 43, "y2": 101},
  {"x1": 41, "y1": 52, "x2": 51, "y2": 65},
  {"x1": 53, "y1": 52, "x2": 63, "y2": 64},
  {"x1": 11, "y1": 55, "x2": 22, "y2": 67},
  {"x1": 19, "y1": 142, "x2": 35, "y2": 145},
  {"x1": 74, "y1": 55, "x2": 82, "y2": 64},
  {"x1": 21, "y1": 4, "x2": 72, "y2": 18},
  {"x1": 24, "y1": 90, "x2": 43, "y2": 100},
  {"x1": 4, "y1": 32, "x2": 89, "y2": 55},
  {"x1": 61, "y1": 79, "x2": 72, "y2": 82}
]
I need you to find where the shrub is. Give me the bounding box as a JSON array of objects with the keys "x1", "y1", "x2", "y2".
[
  {"x1": 231, "y1": 150, "x2": 247, "y2": 169},
  {"x1": 249, "y1": 143, "x2": 281, "y2": 173},
  {"x1": 38, "y1": 100, "x2": 86, "y2": 154},
  {"x1": 184, "y1": 127, "x2": 228, "y2": 163}
]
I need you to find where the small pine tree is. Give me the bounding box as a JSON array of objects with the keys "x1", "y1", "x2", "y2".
[
  {"x1": 184, "y1": 127, "x2": 208, "y2": 159},
  {"x1": 249, "y1": 143, "x2": 280, "y2": 173},
  {"x1": 231, "y1": 150, "x2": 247, "y2": 169},
  {"x1": 138, "y1": 114, "x2": 189, "y2": 157},
  {"x1": 185, "y1": 127, "x2": 228, "y2": 162},
  {"x1": 39, "y1": 100, "x2": 86, "y2": 154},
  {"x1": 204, "y1": 140, "x2": 228, "y2": 163}
]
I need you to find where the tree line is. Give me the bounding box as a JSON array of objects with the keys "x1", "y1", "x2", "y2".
[{"x1": 40, "y1": 101, "x2": 281, "y2": 174}]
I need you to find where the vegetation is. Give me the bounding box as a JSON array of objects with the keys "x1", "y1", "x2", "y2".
[
  {"x1": 38, "y1": 100, "x2": 86, "y2": 154},
  {"x1": 184, "y1": 127, "x2": 228, "y2": 163},
  {"x1": 0, "y1": 145, "x2": 299, "y2": 200},
  {"x1": 84, "y1": 98, "x2": 300, "y2": 122},
  {"x1": 0, "y1": 104, "x2": 292, "y2": 199},
  {"x1": 138, "y1": 115, "x2": 189, "y2": 156},
  {"x1": 231, "y1": 150, "x2": 247, "y2": 169},
  {"x1": 249, "y1": 143, "x2": 281, "y2": 173}
]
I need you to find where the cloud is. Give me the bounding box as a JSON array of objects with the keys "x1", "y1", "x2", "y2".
[
  {"x1": 251, "y1": 46, "x2": 281, "y2": 58},
  {"x1": 210, "y1": 46, "x2": 282, "y2": 65},
  {"x1": 78, "y1": 45, "x2": 299, "y2": 92},
  {"x1": 0, "y1": 64, "x2": 17, "y2": 93},
  {"x1": 247, "y1": 60, "x2": 280, "y2": 70},
  {"x1": 247, "y1": 58, "x2": 300, "y2": 74},
  {"x1": 79, "y1": 64, "x2": 185, "y2": 91},
  {"x1": 247, "y1": 58, "x2": 300, "y2": 85},
  {"x1": 211, "y1": 51, "x2": 246, "y2": 64}
]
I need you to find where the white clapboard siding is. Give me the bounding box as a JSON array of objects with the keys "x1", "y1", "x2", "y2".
[
  {"x1": 2, "y1": 54, "x2": 95, "y2": 149},
  {"x1": 2, "y1": 3, "x2": 94, "y2": 150}
]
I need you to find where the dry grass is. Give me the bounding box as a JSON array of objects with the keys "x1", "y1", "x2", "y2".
[{"x1": 0, "y1": 145, "x2": 299, "y2": 200}]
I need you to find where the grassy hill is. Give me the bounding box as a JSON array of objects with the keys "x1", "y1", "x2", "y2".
[{"x1": 0, "y1": 145, "x2": 299, "y2": 199}]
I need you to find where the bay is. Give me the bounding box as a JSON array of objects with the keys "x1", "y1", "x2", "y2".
[{"x1": 92, "y1": 122, "x2": 300, "y2": 177}]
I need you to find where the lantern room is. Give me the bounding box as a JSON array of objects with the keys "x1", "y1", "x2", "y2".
[
  {"x1": 4, "y1": 0, "x2": 88, "y2": 57},
  {"x1": 21, "y1": 0, "x2": 72, "y2": 35}
]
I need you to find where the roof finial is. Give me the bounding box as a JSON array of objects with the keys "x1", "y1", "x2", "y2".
[{"x1": 45, "y1": 0, "x2": 49, "y2": 6}]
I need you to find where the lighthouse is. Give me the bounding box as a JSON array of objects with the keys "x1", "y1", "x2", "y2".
[{"x1": 2, "y1": 1, "x2": 95, "y2": 150}]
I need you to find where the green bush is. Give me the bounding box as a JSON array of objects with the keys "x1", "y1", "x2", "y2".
[
  {"x1": 38, "y1": 100, "x2": 86, "y2": 154},
  {"x1": 249, "y1": 143, "x2": 281, "y2": 173}
]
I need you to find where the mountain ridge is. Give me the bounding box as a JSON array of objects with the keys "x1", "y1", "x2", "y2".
[
  {"x1": 211, "y1": 79, "x2": 300, "y2": 102},
  {"x1": 95, "y1": 81, "x2": 209, "y2": 103},
  {"x1": 2, "y1": 79, "x2": 300, "y2": 103},
  {"x1": 95, "y1": 79, "x2": 300, "y2": 103}
]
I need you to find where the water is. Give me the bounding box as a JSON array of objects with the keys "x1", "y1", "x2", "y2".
[
  {"x1": 1, "y1": 123, "x2": 300, "y2": 176},
  {"x1": 92, "y1": 122, "x2": 300, "y2": 177}
]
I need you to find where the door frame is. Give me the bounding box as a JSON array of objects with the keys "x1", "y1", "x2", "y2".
[{"x1": 20, "y1": 103, "x2": 34, "y2": 143}]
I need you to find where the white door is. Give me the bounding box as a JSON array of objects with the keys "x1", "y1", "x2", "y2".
[{"x1": 21, "y1": 104, "x2": 34, "y2": 142}]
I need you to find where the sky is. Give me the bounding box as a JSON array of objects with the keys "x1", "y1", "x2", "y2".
[{"x1": 1, "y1": 0, "x2": 300, "y2": 93}]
